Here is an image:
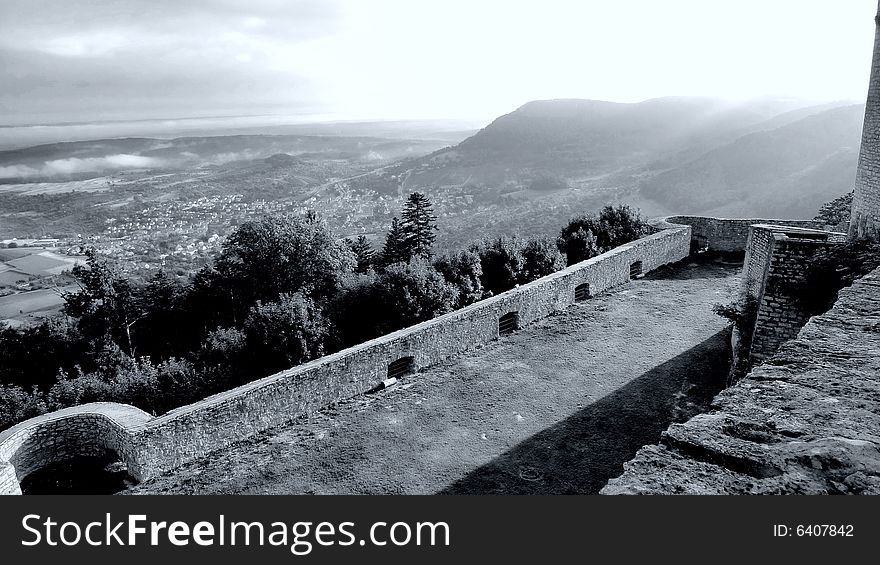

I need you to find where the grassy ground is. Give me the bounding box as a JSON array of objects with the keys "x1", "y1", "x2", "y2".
[{"x1": 130, "y1": 255, "x2": 741, "y2": 495}]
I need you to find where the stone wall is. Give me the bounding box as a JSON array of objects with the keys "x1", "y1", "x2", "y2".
[
  {"x1": 0, "y1": 404, "x2": 152, "y2": 493},
  {"x1": 851, "y1": 3, "x2": 880, "y2": 241},
  {"x1": 741, "y1": 224, "x2": 774, "y2": 298},
  {"x1": 0, "y1": 224, "x2": 691, "y2": 494},
  {"x1": 650, "y1": 216, "x2": 824, "y2": 253},
  {"x1": 739, "y1": 225, "x2": 846, "y2": 363},
  {"x1": 602, "y1": 266, "x2": 880, "y2": 494}
]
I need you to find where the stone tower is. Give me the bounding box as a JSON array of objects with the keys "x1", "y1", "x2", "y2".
[{"x1": 850, "y1": 1, "x2": 880, "y2": 241}]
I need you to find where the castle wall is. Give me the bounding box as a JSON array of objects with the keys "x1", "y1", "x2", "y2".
[
  {"x1": 0, "y1": 224, "x2": 691, "y2": 494},
  {"x1": 739, "y1": 225, "x2": 845, "y2": 364},
  {"x1": 741, "y1": 224, "x2": 774, "y2": 298},
  {"x1": 651, "y1": 216, "x2": 823, "y2": 253},
  {"x1": 0, "y1": 404, "x2": 152, "y2": 483},
  {"x1": 0, "y1": 462, "x2": 19, "y2": 495},
  {"x1": 850, "y1": 3, "x2": 880, "y2": 241}
]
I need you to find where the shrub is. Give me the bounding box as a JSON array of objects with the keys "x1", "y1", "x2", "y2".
[{"x1": 0, "y1": 384, "x2": 47, "y2": 431}]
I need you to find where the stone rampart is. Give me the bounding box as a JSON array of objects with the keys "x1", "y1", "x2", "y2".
[
  {"x1": 650, "y1": 216, "x2": 825, "y2": 253},
  {"x1": 0, "y1": 224, "x2": 690, "y2": 494}
]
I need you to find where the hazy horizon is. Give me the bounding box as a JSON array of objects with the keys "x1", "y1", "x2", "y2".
[{"x1": 1, "y1": 0, "x2": 877, "y2": 131}]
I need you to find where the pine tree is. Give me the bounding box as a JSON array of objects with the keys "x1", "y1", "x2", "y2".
[
  {"x1": 347, "y1": 235, "x2": 375, "y2": 273},
  {"x1": 400, "y1": 192, "x2": 438, "y2": 259},
  {"x1": 381, "y1": 217, "x2": 410, "y2": 266}
]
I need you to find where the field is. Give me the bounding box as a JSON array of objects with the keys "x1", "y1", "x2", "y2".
[
  {"x1": 0, "y1": 247, "x2": 83, "y2": 325},
  {"x1": 0, "y1": 287, "x2": 70, "y2": 323}
]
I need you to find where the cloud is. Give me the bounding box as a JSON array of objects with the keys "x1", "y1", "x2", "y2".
[
  {"x1": 0, "y1": 154, "x2": 164, "y2": 178},
  {"x1": 0, "y1": 0, "x2": 874, "y2": 126},
  {"x1": 0, "y1": 165, "x2": 40, "y2": 179},
  {"x1": 0, "y1": 0, "x2": 345, "y2": 123}
]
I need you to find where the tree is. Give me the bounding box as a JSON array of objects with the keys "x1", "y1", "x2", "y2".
[
  {"x1": 0, "y1": 384, "x2": 46, "y2": 431},
  {"x1": 346, "y1": 235, "x2": 376, "y2": 273},
  {"x1": 243, "y1": 293, "x2": 329, "y2": 375},
  {"x1": 62, "y1": 249, "x2": 146, "y2": 356},
  {"x1": 134, "y1": 270, "x2": 194, "y2": 359},
  {"x1": 326, "y1": 274, "x2": 386, "y2": 348},
  {"x1": 557, "y1": 205, "x2": 646, "y2": 265},
  {"x1": 400, "y1": 192, "x2": 438, "y2": 259},
  {"x1": 381, "y1": 216, "x2": 410, "y2": 266},
  {"x1": 556, "y1": 226, "x2": 599, "y2": 265},
  {"x1": 474, "y1": 237, "x2": 524, "y2": 296},
  {"x1": 371, "y1": 260, "x2": 458, "y2": 333},
  {"x1": 211, "y1": 214, "x2": 356, "y2": 323},
  {"x1": 520, "y1": 237, "x2": 566, "y2": 283},
  {"x1": 0, "y1": 317, "x2": 84, "y2": 391},
  {"x1": 433, "y1": 249, "x2": 484, "y2": 307}
]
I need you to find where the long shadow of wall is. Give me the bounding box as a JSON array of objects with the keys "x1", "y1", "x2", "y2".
[{"x1": 437, "y1": 328, "x2": 731, "y2": 494}]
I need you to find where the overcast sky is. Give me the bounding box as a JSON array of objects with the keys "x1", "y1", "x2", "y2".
[{"x1": 0, "y1": 0, "x2": 877, "y2": 125}]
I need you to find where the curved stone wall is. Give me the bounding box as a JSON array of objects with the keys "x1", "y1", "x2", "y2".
[
  {"x1": 2, "y1": 223, "x2": 693, "y2": 494},
  {"x1": 0, "y1": 403, "x2": 152, "y2": 495}
]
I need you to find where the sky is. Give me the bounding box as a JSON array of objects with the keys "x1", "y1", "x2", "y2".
[{"x1": 0, "y1": 0, "x2": 878, "y2": 126}]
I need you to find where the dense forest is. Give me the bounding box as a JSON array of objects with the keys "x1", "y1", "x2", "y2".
[{"x1": 0, "y1": 194, "x2": 648, "y2": 430}]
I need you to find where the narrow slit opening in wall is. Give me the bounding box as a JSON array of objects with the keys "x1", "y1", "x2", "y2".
[
  {"x1": 387, "y1": 356, "x2": 415, "y2": 380},
  {"x1": 630, "y1": 261, "x2": 644, "y2": 279},
  {"x1": 498, "y1": 311, "x2": 520, "y2": 336},
  {"x1": 574, "y1": 283, "x2": 591, "y2": 302}
]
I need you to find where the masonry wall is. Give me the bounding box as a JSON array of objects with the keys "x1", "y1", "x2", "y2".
[
  {"x1": 741, "y1": 225, "x2": 774, "y2": 298},
  {"x1": 749, "y1": 237, "x2": 824, "y2": 362},
  {"x1": 851, "y1": 3, "x2": 880, "y2": 241},
  {"x1": 0, "y1": 404, "x2": 152, "y2": 485},
  {"x1": 738, "y1": 225, "x2": 845, "y2": 363},
  {"x1": 0, "y1": 225, "x2": 691, "y2": 494},
  {"x1": 652, "y1": 216, "x2": 824, "y2": 253}
]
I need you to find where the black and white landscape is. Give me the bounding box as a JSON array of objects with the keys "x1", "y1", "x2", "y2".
[{"x1": 1, "y1": 0, "x2": 879, "y2": 496}]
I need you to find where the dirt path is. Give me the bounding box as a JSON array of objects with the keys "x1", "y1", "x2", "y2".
[{"x1": 131, "y1": 257, "x2": 741, "y2": 495}]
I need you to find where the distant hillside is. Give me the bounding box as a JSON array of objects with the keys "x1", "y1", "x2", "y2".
[
  {"x1": 393, "y1": 97, "x2": 861, "y2": 220},
  {"x1": 400, "y1": 97, "x2": 836, "y2": 186},
  {"x1": 639, "y1": 104, "x2": 864, "y2": 218},
  {"x1": 455, "y1": 97, "x2": 811, "y2": 169}
]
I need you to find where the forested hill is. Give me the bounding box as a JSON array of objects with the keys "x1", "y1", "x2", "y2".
[{"x1": 396, "y1": 97, "x2": 862, "y2": 219}]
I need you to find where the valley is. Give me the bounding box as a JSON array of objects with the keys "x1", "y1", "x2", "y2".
[{"x1": 0, "y1": 97, "x2": 862, "y2": 287}]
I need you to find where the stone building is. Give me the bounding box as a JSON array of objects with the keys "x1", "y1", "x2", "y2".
[{"x1": 850, "y1": 2, "x2": 880, "y2": 241}]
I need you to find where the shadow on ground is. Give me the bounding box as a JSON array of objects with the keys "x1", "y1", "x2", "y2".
[
  {"x1": 437, "y1": 328, "x2": 731, "y2": 494},
  {"x1": 647, "y1": 253, "x2": 743, "y2": 281}
]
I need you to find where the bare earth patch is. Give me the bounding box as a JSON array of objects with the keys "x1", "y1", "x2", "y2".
[{"x1": 129, "y1": 256, "x2": 740, "y2": 495}]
